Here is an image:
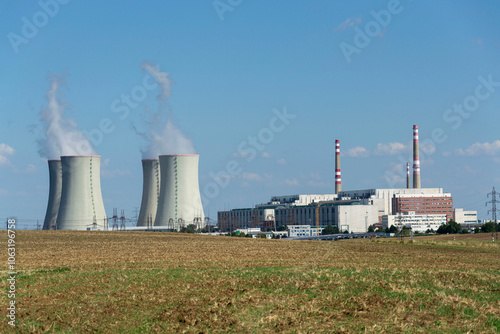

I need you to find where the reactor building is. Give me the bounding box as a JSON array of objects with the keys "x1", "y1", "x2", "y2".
[
  {"x1": 154, "y1": 154, "x2": 205, "y2": 231},
  {"x1": 55, "y1": 155, "x2": 107, "y2": 230}
]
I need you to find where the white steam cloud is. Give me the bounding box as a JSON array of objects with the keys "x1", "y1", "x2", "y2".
[
  {"x1": 138, "y1": 63, "x2": 196, "y2": 158},
  {"x1": 38, "y1": 74, "x2": 96, "y2": 160}
]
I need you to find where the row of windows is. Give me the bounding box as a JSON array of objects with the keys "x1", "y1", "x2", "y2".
[
  {"x1": 401, "y1": 210, "x2": 451, "y2": 215},
  {"x1": 402, "y1": 206, "x2": 452, "y2": 210},
  {"x1": 399, "y1": 198, "x2": 451, "y2": 202},
  {"x1": 399, "y1": 202, "x2": 452, "y2": 206}
]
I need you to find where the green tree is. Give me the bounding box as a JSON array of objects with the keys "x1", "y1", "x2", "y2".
[
  {"x1": 181, "y1": 224, "x2": 196, "y2": 233},
  {"x1": 385, "y1": 225, "x2": 398, "y2": 234},
  {"x1": 322, "y1": 225, "x2": 340, "y2": 235},
  {"x1": 481, "y1": 222, "x2": 497, "y2": 233},
  {"x1": 367, "y1": 225, "x2": 375, "y2": 233},
  {"x1": 437, "y1": 220, "x2": 462, "y2": 234},
  {"x1": 277, "y1": 225, "x2": 288, "y2": 231}
]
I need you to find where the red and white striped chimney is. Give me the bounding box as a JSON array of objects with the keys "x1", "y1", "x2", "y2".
[
  {"x1": 412, "y1": 125, "x2": 421, "y2": 188},
  {"x1": 406, "y1": 162, "x2": 410, "y2": 189},
  {"x1": 335, "y1": 139, "x2": 341, "y2": 194}
]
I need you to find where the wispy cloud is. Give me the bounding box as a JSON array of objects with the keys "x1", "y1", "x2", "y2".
[
  {"x1": 242, "y1": 172, "x2": 262, "y2": 182},
  {"x1": 384, "y1": 162, "x2": 405, "y2": 186},
  {"x1": 261, "y1": 152, "x2": 271, "y2": 158},
  {"x1": 346, "y1": 142, "x2": 411, "y2": 158},
  {"x1": 307, "y1": 180, "x2": 330, "y2": 188},
  {"x1": 374, "y1": 142, "x2": 409, "y2": 156},
  {"x1": 334, "y1": 17, "x2": 362, "y2": 32},
  {"x1": 0, "y1": 143, "x2": 15, "y2": 166},
  {"x1": 276, "y1": 158, "x2": 286, "y2": 165},
  {"x1": 280, "y1": 178, "x2": 299, "y2": 186},
  {"x1": 455, "y1": 140, "x2": 500, "y2": 156},
  {"x1": 345, "y1": 146, "x2": 369, "y2": 157}
]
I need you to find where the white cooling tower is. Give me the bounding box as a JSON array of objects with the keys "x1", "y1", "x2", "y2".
[
  {"x1": 56, "y1": 155, "x2": 107, "y2": 230},
  {"x1": 42, "y1": 160, "x2": 62, "y2": 230},
  {"x1": 154, "y1": 154, "x2": 205, "y2": 231},
  {"x1": 137, "y1": 159, "x2": 160, "y2": 227}
]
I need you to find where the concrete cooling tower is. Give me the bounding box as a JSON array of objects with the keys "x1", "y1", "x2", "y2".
[
  {"x1": 42, "y1": 160, "x2": 62, "y2": 230},
  {"x1": 137, "y1": 159, "x2": 160, "y2": 227},
  {"x1": 56, "y1": 155, "x2": 107, "y2": 230},
  {"x1": 154, "y1": 154, "x2": 205, "y2": 231}
]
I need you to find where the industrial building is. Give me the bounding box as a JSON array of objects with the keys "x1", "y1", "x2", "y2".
[
  {"x1": 217, "y1": 188, "x2": 451, "y2": 233},
  {"x1": 288, "y1": 225, "x2": 324, "y2": 237},
  {"x1": 218, "y1": 125, "x2": 476, "y2": 234},
  {"x1": 392, "y1": 193, "x2": 453, "y2": 221},
  {"x1": 453, "y1": 208, "x2": 478, "y2": 225},
  {"x1": 382, "y1": 212, "x2": 447, "y2": 233}
]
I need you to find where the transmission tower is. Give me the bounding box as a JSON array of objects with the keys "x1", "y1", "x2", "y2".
[
  {"x1": 112, "y1": 208, "x2": 119, "y2": 231},
  {"x1": 486, "y1": 187, "x2": 499, "y2": 223},
  {"x1": 120, "y1": 209, "x2": 126, "y2": 231}
]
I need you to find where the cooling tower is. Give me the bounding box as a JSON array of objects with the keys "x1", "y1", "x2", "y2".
[
  {"x1": 413, "y1": 125, "x2": 421, "y2": 188},
  {"x1": 154, "y1": 154, "x2": 205, "y2": 231},
  {"x1": 335, "y1": 139, "x2": 341, "y2": 194},
  {"x1": 42, "y1": 160, "x2": 62, "y2": 230},
  {"x1": 56, "y1": 155, "x2": 107, "y2": 230},
  {"x1": 137, "y1": 159, "x2": 160, "y2": 227}
]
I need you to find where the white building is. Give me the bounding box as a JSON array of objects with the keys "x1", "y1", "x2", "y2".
[
  {"x1": 453, "y1": 208, "x2": 478, "y2": 224},
  {"x1": 383, "y1": 211, "x2": 447, "y2": 233},
  {"x1": 288, "y1": 225, "x2": 323, "y2": 237},
  {"x1": 339, "y1": 188, "x2": 445, "y2": 216}
]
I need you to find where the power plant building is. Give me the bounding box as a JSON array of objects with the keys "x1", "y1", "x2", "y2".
[
  {"x1": 453, "y1": 208, "x2": 478, "y2": 225},
  {"x1": 154, "y1": 154, "x2": 205, "y2": 231},
  {"x1": 382, "y1": 212, "x2": 447, "y2": 233},
  {"x1": 218, "y1": 194, "x2": 380, "y2": 233},
  {"x1": 217, "y1": 188, "x2": 453, "y2": 233},
  {"x1": 56, "y1": 155, "x2": 107, "y2": 230}
]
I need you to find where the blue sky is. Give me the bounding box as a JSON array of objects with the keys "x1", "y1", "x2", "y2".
[{"x1": 1, "y1": 1, "x2": 500, "y2": 227}]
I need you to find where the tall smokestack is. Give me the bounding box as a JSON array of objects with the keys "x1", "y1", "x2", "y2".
[
  {"x1": 137, "y1": 159, "x2": 160, "y2": 227},
  {"x1": 42, "y1": 160, "x2": 62, "y2": 230},
  {"x1": 335, "y1": 139, "x2": 341, "y2": 194},
  {"x1": 154, "y1": 155, "x2": 205, "y2": 231},
  {"x1": 406, "y1": 162, "x2": 410, "y2": 189},
  {"x1": 56, "y1": 156, "x2": 107, "y2": 230},
  {"x1": 413, "y1": 125, "x2": 421, "y2": 188}
]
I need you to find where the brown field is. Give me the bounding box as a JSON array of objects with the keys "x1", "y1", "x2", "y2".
[{"x1": 1, "y1": 231, "x2": 500, "y2": 333}]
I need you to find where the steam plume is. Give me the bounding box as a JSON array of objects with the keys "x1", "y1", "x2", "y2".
[
  {"x1": 38, "y1": 74, "x2": 95, "y2": 159},
  {"x1": 139, "y1": 63, "x2": 196, "y2": 158}
]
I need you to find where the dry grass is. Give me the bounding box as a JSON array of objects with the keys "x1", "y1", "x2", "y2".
[{"x1": 1, "y1": 231, "x2": 500, "y2": 333}]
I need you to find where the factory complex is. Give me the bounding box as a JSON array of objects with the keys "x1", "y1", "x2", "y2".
[
  {"x1": 42, "y1": 125, "x2": 477, "y2": 234},
  {"x1": 218, "y1": 126, "x2": 477, "y2": 234}
]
